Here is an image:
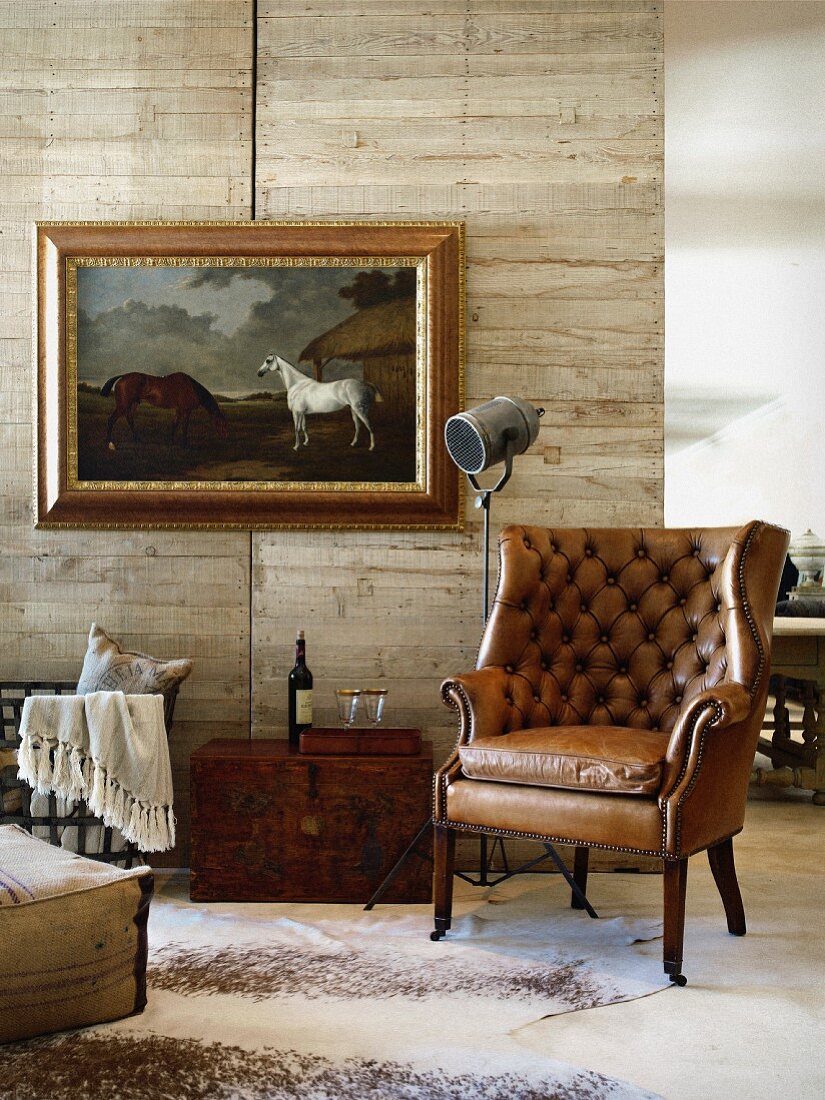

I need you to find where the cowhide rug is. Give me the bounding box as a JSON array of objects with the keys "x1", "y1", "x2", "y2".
[{"x1": 0, "y1": 876, "x2": 667, "y2": 1099}]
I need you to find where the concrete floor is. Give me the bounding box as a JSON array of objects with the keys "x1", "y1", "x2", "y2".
[
  {"x1": 159, "y1": 781, "x2": 823, "y2": 1099},
  {"x1": 517, "y1": 784, "x2": 825, "y2": 1099}
]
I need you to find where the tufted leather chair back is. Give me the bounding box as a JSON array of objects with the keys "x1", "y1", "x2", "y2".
[{"x1": 477, "y1": 523, "x2": 786, "y2": 736}]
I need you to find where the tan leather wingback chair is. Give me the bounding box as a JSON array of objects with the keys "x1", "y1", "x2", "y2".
[{"x1": 432, "y1": 521, "x2": 788, "y2": 984}]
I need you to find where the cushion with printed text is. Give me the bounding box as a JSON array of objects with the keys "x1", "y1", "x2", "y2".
[{"x1": 76, "y1": 623, "x2": 192, "y2": 699}]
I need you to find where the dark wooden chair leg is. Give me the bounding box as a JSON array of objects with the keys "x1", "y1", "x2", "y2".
[
  {"x1": 431, "y1": 824, "x2": 456, "y2": 941},
  {"x1": 707, "y1": 837, "x2": 746, "y2": 936},
  {"x1": 663, "y1": 857, "x2": 689, "y2": 985},
  {"x1": 571, "y1": 845, "x2": 589, "y2": 909}
]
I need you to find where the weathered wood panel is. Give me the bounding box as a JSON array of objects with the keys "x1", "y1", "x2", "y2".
[
  {"x1": 262, "y1": 3, "x2": 661, "y2": 15},
  {"x1": 0, "y1": 2, "x2": 252, "y2": 28},
  {"x1": 0, "y1": 1, "x2": 254, "y2": 867},
  {"x1": 259, "y1": 51, "x2": 659, "y2": 83},
  {"x1": 1, "y1": 1, "x2": 662, "y2": 874},
  {"x1": 0, "y1": 28, "x2": 250, "y2": 64},
  {"x1": 257, "y1": 12, "x2": 661, "y2": 59},
  {"x1": 258, "y1": 181, "x2": 661, "y2": 219},
  {"x1": 258, "y1": 146, "x2": 661, "y2": 189},
  {"x1": 254, "y1": 2, "x2": 663, "y2": 867}
]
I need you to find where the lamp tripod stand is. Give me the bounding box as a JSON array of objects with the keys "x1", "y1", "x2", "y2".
[{"x1": 456, "y1": 441, "x2": 516, "y2": 888}]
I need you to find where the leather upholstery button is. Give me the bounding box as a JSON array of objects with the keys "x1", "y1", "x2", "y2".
[
  {"x1": 600, "y1": 634, "x2": 608, "y2": 643},
  {"x1": 505, "y1": 664, "x2": 514, "y2": 673},
  {"x1": 575, "y1": 663, "x2": 583, "y2": 672},
  {"x1": 607, "y1": 576, "x2": 616, "y2": 585},
  {"x1": 637, "y1": 549, "x2": 646, "y2": 558},
  {"x1": 530, "y1": 630, "x2": 538, "y2": 640},
  {"x1": 581, "y1": 603, "x2": 587, "y2": 612},
  {"x1": 567, "y1": 573, "x2": 573, "y2": 583},
  {"x1": 693, "y1": 548, "x2": 701, "y2": 557},
  {"x1": 692, "y1": 633, "x2": 699, "y2": 642},
  {"x1": 562, "y1": 634, "x2": 570, "y2": 643},
  {"x1": 639, "y1": 698, "x2": 647, "y2": 707},
  {"x1": 540, "y1": 660, "x2": 548, "y2": 670},
  {"x1": 550, "y1": 544, "x2": 556, "y2": 552},
  {"x1": 675, "y1": 695, "x2": 682, "y2": 703},
  {"x1": 629, "y1": 603, "x2": 638, "y2": 612},
  {"x1": 585, "y1": 548, "x2": 593, "y2": 557},
  {"x1": 679, "y1": 597, "x2": 687, "y2": 606},
  {"x1": 561, "y1": 694, "x2": 568, "y2": 702},
  {"x1": 661, "y1": 574, "x2": 669, "y2": 582},
  {"x1": 520, "y1": 601, "x2": 528, "y2": 610},
  {"x1": 596, "y1": 695, "x2": 605, "y2": 704},
  {"x1": 648, "y1": 633, "x2": 656, "y2": 642},
  {"x1": 533, "y1": 694, "x2": 541, "y2": 702},
  {"x1": 619, "y1": 665, "x2": 628, "y2": 674},
  {"x1": 666, "y1": 660, "x2": 674, "y2": 670},
  {"x1": 523, "y1": 539, "x2": 531, "y2": 548},
  {"x1": 717, "y1": 604, "x2": 722, "y2": 613}
]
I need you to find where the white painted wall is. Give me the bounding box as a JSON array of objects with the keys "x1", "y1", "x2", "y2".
[{"x1": 665, "y1": 1, "x2": 825, "y2": 543}]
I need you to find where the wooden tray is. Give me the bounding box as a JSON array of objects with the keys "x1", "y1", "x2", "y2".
[{"x1": 299, "y1": 728, "x2": 422, "y2": 756}]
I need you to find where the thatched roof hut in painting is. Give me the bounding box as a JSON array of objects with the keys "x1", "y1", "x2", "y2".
[{"x1": 299, "y1": 297, "x2": 416, "y2": 419}]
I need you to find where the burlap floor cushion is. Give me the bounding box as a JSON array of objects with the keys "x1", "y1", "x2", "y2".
[{"x1": 0, "y1": 825, "x2": 153, "y2": 1044}]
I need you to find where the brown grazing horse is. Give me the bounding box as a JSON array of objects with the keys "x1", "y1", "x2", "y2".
[{"x1": 100, "y1": 372, "x2": 229, "y2": 451}]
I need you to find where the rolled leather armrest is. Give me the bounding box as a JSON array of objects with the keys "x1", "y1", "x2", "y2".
[
  {"x1": 440, "y1": 667, "x2": 513, "y2": 745},
  {"x1": 660, "y1": 680, "x2": 752, "y2": 800}
]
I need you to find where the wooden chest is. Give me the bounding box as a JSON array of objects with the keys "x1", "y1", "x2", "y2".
[{"x1": 190, "y1": 738, "x2": 433, "y2": 903}]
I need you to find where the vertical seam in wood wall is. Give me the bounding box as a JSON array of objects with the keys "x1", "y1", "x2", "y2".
[
  {"x1": 250, "y1": 0, "x2": 258, "y2": 737},
  {"x1": 249, "y1": 531, "x2": 254, "y2": 738},
  {"x1": 250, "y1": 0, "x2": 258, "y2": 223},
  {"x1": 462, "y1": 1, "x2": 470, "y2": 214}
]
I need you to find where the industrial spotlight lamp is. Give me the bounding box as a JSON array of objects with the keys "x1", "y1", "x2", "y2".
[
  {"x1": 445, "y1": 396, "x2": 545, "y2": 621},
  {"x1": 442, "y1": 397, "x2": 587, "y2": 895},
  {"x1": 368, "y1": 395, "x2": 595, "y2": 909}
]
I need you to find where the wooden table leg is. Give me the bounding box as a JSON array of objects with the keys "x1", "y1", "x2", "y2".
[{"x1": 813, "y1": 690, "x2": 825, "y2": 805}]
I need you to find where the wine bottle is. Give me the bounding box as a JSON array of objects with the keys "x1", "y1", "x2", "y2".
[{"x1": 288, "y1": 630, "x2": 313, "y2": 746}]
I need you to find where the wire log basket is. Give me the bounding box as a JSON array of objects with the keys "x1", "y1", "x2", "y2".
[{"x1": 0, "y1": 680, "x2": 176, "y2": 868}]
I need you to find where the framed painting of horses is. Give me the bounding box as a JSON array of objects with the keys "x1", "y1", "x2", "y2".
[{"x1": 34, "y1": 221, "x2": 464, "y2": 529}]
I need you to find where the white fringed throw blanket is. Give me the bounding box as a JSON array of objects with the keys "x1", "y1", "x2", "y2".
[{"x1": 17, "y1": 691, "x2": 174, "y2": 853}]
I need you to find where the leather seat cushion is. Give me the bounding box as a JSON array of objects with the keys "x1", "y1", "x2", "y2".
[{"x1": 459, "y1": 725, "x2": 670, "y2": 796}]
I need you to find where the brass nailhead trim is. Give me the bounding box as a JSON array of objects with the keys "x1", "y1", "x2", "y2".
[
  {"x1": 738, "y1": 522, "x2": 766, "y2": 698},
  {"x1": 441, "y1": 817, "x2": 666, "y2": 859},
  {"x1": 672, "y1": 522, "x2": 766, "y2": 851}
]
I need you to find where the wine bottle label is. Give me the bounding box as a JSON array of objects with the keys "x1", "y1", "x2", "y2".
[{"x1": 295, "y1": 689, "x2": 313, "y2": 724}]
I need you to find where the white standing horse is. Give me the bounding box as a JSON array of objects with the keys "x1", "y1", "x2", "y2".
[{"x1": 257, "y1": 352, "x2": 383, "y2": 451}]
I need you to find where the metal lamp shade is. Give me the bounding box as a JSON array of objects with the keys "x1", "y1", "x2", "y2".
[{"x1": 444, "y1": 396, "x2": 542, "y2": 475}]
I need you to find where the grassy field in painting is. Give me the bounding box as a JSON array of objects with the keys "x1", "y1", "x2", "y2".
[{"x1": 76, "y1": 390, "x2": 417, "y2": 484}]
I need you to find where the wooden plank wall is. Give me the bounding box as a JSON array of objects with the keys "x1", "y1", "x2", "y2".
[
  {"x1": 0, "y1": 0, "x2": 254, "y2": 865},
  {"x1": 0, "y1": 0, "x2": 662, "y2": 869},
  {"x1": 253, "y1": 1, "x2": 663, "y2": 863}
]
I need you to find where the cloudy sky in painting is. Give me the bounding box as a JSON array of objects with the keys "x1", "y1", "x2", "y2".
[{"x1": 75, "y1": 264, "x2": 389, "y2": 394}]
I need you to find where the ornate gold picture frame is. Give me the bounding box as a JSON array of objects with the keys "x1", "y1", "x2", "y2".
[{"x1": 35, "y1": 221, "x2": 464, "y2": 529}]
